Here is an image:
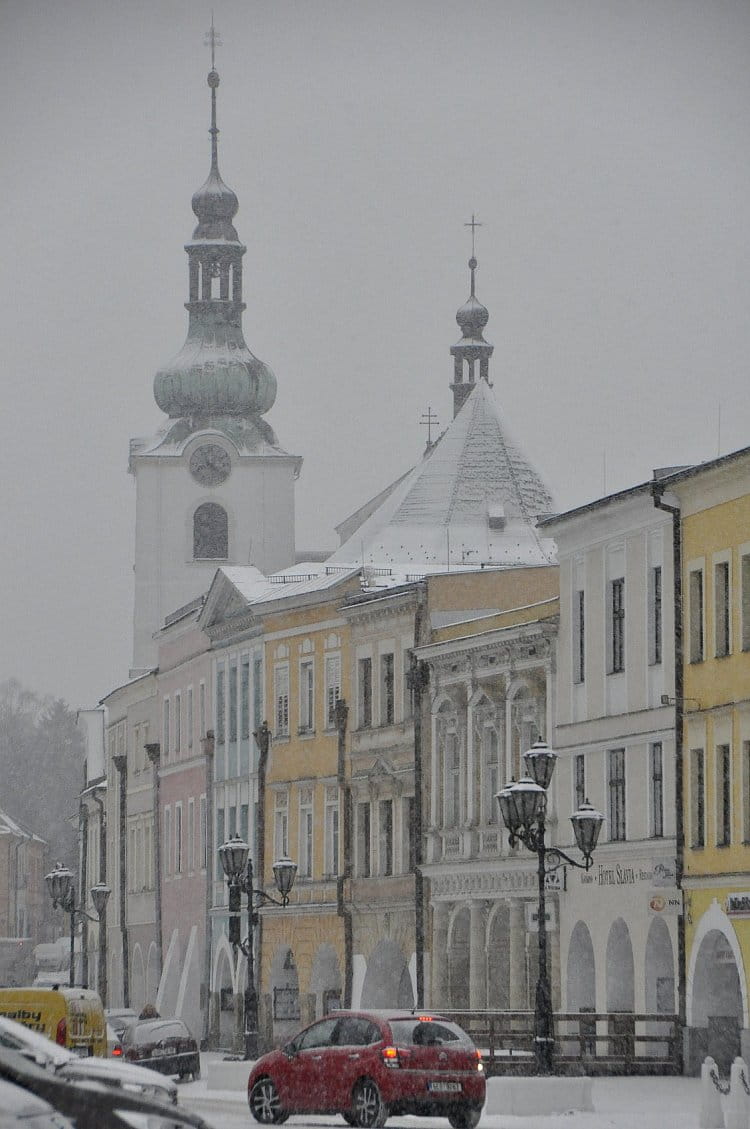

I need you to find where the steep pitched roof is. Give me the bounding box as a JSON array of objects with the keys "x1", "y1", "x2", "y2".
[{"x1": 328, "y1": 379, "x2": 556, "y2": 570}]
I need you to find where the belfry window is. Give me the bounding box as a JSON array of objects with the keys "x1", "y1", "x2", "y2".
[{"x1": 193, "y1": 503, "x2": 228, "y2": 559}]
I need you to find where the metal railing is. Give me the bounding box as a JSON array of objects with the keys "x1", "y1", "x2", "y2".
[{"x1": 436, "y1": 1010, "x2": 681, "y2": 1076}]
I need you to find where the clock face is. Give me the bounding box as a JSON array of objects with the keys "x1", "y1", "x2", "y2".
[{"x1": 189, "y1": 443, "x2": 231, "y2": 486}]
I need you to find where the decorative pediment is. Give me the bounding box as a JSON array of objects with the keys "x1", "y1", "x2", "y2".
[{"x1": 199, "y1": 568, "x2": 260, "y2": 638}]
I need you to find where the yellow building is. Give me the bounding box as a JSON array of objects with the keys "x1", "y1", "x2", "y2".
[
  {"x1": 665, "y1": 447, "x2": 750, "y2": 1072},
  {"x1": 256, "y1": 567, "x2": 362, "y2": 1046}
]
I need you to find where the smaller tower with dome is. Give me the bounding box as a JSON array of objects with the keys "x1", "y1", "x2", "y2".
[{"x1": 450, "y1": 216, "x2": 494, "y2": 417}]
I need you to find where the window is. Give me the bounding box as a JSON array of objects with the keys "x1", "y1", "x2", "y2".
[
  {"x1": 483, "y1": 726, "x2": 499, "y2": 825},
  {"x1": 445, "y1": 729, "x2": 460, "y2": 828},
  {"x1": 274, "y1": 793, "x2": 289, "y2": 859},
  {"x1": 162, "y1": 699, "x2": 170, "y2": 758},
  {"x1": 607, "y1": 748, "x2": 626, "y2": 841},
  {"x1": 573, "y1": 589, "x2": 585, "y2": 683},
  {"x1": 229, "y1": 662, "x2": 238, "y2": 743},
  {"x1": 403, "y1": 651, "x2": 415, "y2": 719},
  {"x1": 199, "y1": 683, "x2": 206, "y2": 738},
  {"x1": 275, "y1": 665, "x2": 290, "y2": 737},
  {"x1": 215, "y1": 808, "x2": 225, "y2": 878},
  {"x1": 174, "y1": 693, "x2": 181, "y2": 755},
  {"x1": 193, "y1": 502, "x2": 228, "y2": 559},
  {"x1": 357, "y1": 802, "x2": 371, "y2": 877},
  {"x1": 609, "y1": 579, "x2": 625, "y2": 674},
  {"x1": 216, "y1": 667, "x2": 225, "y2": 745},
  {"x1": 358, "y1": 658, "x2": 372, "y2": 728},
  {"x1": 689, "y1": 568, "x2": 704, "y2": 663},
  {"x1": 403, "y1": 796, "x2": 416, "y2": 871},
  {"x1": 574, "y1": 753, "x2": 586, "y2": 811},
  {"x1": 649, "y1": 566, "x2": 662, "y2": 666},
  {"x1": 199, "y1": 795, "x2": 207, "y2": 870},
  {"x1": 717, "y1": 743, "x2": 731, "y2": 846},
  {"x1": 325, "y1": 654, "x2": 341, "y2": 728},
  {"x1": 379, "y1": 799, "x2": 393, "y2": 876},
  {"x1": 650, "y1": 742, "x2": 663, "y2": 838},
  {"x1": 240, "y1": 803, "x2": 249, "y2": 846},
  {"x1": 299, "y1": 661, "x2": 314, "y2": 732},
  {"x1": 742, "y1": 554, "x2": 750, "y2": 651},
  {"x1": 164, "y1": 806, "x2": 172, "y2": 877},
  {"x1": 175, "y1": 803, "x2": 183, "y2": 874},
  {"x1": 744, "y1": 742, "x2": 750, "y2": 843},
  {"x1": 187, "y1": 687, "x2": 194, "y2": 750},
  {"x1": 299, "y1": 789, "x2": 313, "y2": 878},
  {"x1": 690, "y1": 747, "x2": 705, "y2": 848},
  {"x1": 187, "y1": 798, "x2": 195, "y2": 872},
  {"x1": 324, "y1": 787, "x2": 339, "y2": 876},
  {"x1": 380, "y1": 653, "x2": 395, "y2": 725},
  {"x1": 145, "y1": 821, "x2": 153, "y2": 889},
  {"x1": 715, "y1": 561, "x2": 730, "y2": 657},
  {"x1": 241, "y1": 659, "x2": 250, "y2": 742}
]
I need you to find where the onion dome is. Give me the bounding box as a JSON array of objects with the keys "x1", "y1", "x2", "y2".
[
  {"x1": 456, "y1": 257, "x2": 490, "y2": 337},
  {"x1": 152, "y1": 62, "x2": 278, "y2": 427}
]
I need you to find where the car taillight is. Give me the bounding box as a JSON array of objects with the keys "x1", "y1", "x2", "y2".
[
  {"x1": 475, "y1": 1049, "x2": 484, "y2": 1072},
  {"x1": 55, "y1": 1019, "x2": 67, "y2": 1047},
  {"x1": 112, "y1": 1045, "x2": 123, "y2": 1057},
  {"x1": 382, "y1": 1045, "x2": 401, "y2": 1068}
]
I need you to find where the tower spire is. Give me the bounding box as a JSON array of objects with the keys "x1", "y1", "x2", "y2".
[
  {"x1": 204, "y1": 16, "x2": 222, "y2": 172},
  {"x1": 449, "y1": 217, "x2": 494, "y2": 417}
]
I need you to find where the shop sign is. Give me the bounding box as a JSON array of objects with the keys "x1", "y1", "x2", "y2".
[
  {"x1": 579, "y1": 857, "x2": 677, "y2": 889},
  {"x1": 525, "y1": 902, "x2": 557, "y2": 932},
  {"x1": 647, "y1": 889, "x2": 682, "y2": 916},
  {"x1": 726, "y1": 892, "x2": 750, "y2": 917},
  {"x1": 544, "y1": 867, "x2": 565, "y2": 893}
]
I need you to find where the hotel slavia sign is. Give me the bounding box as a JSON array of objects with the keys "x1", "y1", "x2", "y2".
[{"x1": 580, "y1": 858, "x2": 676, "y2": 888}]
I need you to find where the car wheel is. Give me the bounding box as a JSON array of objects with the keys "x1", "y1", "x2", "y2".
[
  {"x1": 249, "y1": 1077, "x2": 288, "y2": 1125},
  {"x1": 352, "y1": 1079, "x2": 388, "y2": 1128},
  {"x1": 448, "y1": 1105, "x2": 482, "y2": 1129},
  {"x1": 342, "y1": 1117, "x2": 357, "y2": 1127}
]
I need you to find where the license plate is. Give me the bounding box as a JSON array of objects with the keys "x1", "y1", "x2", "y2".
[
  {"x1": 428, "y1": 1081, "x2": 462, "y2": 1093},
  {"x1": 151, "y1": 1048, "x2": 168, "y2": 1058},
  {"x1": 71, "y1": 1046, "x2": 90, "y2": 1058}
]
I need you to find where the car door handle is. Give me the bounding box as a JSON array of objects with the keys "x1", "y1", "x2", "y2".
[{"x1": 348, "y1": 1053, "x2": 360, "y2": 1060}]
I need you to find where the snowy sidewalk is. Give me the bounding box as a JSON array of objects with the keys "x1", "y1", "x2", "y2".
[{"x1": 181, "y1": 1056, "x2": 703, "y2": 1128}]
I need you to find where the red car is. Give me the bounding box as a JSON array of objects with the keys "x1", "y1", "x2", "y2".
[{"x1": 247, "y1": 1009, "x2": 485, "y2": 1128}]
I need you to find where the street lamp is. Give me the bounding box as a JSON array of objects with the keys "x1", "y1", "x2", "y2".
[
  {"x1": 45, "y1": 863, "x2": 111, "y2": 995},
  {"x1": 218, "y1": 834, "x2": 297, "y2": 1059},
  {"x1": 496, "y1": 740, "x2": 604, "y2": 1075}
]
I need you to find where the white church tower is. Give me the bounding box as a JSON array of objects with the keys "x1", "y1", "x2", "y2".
[{"x1": 129, "y1": 48, "x2": 301, "y2": 674}]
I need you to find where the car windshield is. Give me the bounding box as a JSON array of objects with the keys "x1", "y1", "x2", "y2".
[{"x1": 388, "y1": 1019, "x2": 474, "y2": 1047}]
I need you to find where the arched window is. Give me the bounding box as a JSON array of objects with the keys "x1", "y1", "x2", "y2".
[{"x1": 193, "y1": 502, "x2": 228, "y2": 560}]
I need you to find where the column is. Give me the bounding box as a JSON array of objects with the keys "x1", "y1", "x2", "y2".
[
  {"x1": 431, "y1": 901, "x2": 450, "y2": 1008},
  {"x1": 469, "y1": 900, "x2": 486, "y2": 1009},
  {"x1": 509, "y1": 899, "x2": 526, "y2": 1009}
]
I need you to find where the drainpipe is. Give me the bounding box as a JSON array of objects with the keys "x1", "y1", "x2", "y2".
[
  {"x1": 92, "y1": 789, "x2": 107, "y2": 1007},
  {"x1": 112, "y1": 754, "x2": 129, "y2": 1007},
  {"x1": 79, "y1": 801, "x2": 89, "y2": 988},
  {"x1": 253, "y1": 721, "x2": 270, "y2": 1042},
  {"x1": 652, "y1": 481, "x2": 685, "y2": 1073},
  {"x1": 145, "y1": 743, "x2": 163, "y2": 982},
  {"x1": 335, "y1": 699, "x2": 353, "y2": 1009},
  {"x1": 200, "y1": 731, "x2": 214, "y2": 1050},
  {"x1": 409, "y1": 582, "x2": 431, "y2": 1009}
]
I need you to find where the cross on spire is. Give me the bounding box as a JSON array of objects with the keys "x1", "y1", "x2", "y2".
[
  {"x1": 464, "y1": 213, "x2": 482, "y2": 258},
  {"x1": 204, "y1": 13, "x2": 222, "y2": 70},
  {"x1": 420, "y1": 406, "x2": 440, "y2": 447}
]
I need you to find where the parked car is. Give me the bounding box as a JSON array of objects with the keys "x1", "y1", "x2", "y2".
[
  {"x1": 120, "y1": 1018, "x2": 200, "y2": 1082},
  {"x1": 107, "y1": 1022, "x2": 125, "y2": 1058},
  {"x1": 0, "y1": 1072, "x2": 75, "y2": 1129},
  {"x1": 106, "y1": 1008, "x2": 139, "y2": 1039},
  {"x1": 0, "y1": 986, "x2": 107, "y2": 1057},
  {"x1": 0, "y1": 1014, "x2": 178, "y2": 1105},
  {"x1": 247, "y1": 1009, "x2": 486, "y2": 1128},
  {"x1": 0, "y1": 1043, "x2": 210, "y2": 1129}
]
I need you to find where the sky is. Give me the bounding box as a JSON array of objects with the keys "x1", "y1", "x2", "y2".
[{"x1": 1, "y1": 0, "x2": 749, "y2": 711}]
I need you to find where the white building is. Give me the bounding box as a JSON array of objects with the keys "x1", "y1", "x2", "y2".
[{"x1": 542, "y1": 480, "x2": 679, "y2": 1037}]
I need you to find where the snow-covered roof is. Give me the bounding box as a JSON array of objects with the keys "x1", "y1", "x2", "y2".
[{"x1": 328, "y1": 379, "x2": 556, "y2": 571}]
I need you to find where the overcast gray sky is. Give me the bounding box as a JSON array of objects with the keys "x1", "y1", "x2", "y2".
[{"x1": 2, "y1": 0, "x2": 749, "y2": 709}]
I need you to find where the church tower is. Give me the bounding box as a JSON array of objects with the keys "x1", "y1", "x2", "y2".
[
  {"x1": 449, "y1": 248, "x2": 494, "y2": 417},
  {"x1": 129, "y1": 48, "x2": 301, "y2": 674}
]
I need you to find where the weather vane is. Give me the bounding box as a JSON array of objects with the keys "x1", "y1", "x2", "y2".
[
  {"x1": 464, "y1": 213, "x2": 482, "y2": 258},
  {"x1": 204, "y1": 12, "x2": 222, "y2": 69}
]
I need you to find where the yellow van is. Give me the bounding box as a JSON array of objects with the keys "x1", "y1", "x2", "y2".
[{"x1": 0, "y1": 987, "x2": 107, "y2": 1057}]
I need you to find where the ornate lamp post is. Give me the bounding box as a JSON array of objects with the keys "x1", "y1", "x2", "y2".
[
  {"x1": 496, "y1": 740, "x2": 604, "y2": 1075},
  {"x1": 45, "y1": 863, "x2": 111, "y2": 995},
  {"x1": 218, "y1": 834, "x2": 297, "y2": 1059}
]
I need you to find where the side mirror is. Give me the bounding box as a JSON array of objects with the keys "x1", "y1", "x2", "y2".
[{"x1": 283, "y1": 1041, "x2": 298, "y2": 1058}]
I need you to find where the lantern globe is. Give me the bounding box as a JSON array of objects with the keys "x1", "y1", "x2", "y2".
[
  {"x1": 496, "y1": 785, "x2": 516, "y2": 835},
  {"x1": 90, "y1": 883, "x2": 111, "y2": 918},
  {"x1": 523, "y1": 740, "x2": 558, "y2": 791},
  {"x1": 571, "y1": 799, "x2": 605, "y2": 859},
  {"x1": 272, "y1": 856, "x2": 297, "y2": 900},
  {"x1": 218, "y1": 834, "x2": 250, "y2": 881},
  {"x1": 45, "y1": 862, "x2": 74, "y2": 908}
]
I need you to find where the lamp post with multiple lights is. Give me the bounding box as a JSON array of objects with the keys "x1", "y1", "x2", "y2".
[
  {"x1": 45, "y1": 862, "x2": 111, "y2": 1000},
  {"x1": 496, "y1": 740, "x2": 605, "y2": 1075},
  {"x1": 218, "y1": 834, "x2": 297, "y2": 1059}
]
